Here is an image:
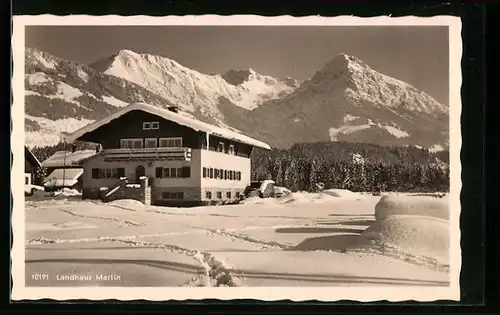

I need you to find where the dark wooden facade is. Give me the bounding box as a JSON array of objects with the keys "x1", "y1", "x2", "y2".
[
  {"x1": 77, "y1": 110, "x2": 254, "y2": 158},
  {"x1": 25, "y1": 146, "x2": 41, "y2": 174}
]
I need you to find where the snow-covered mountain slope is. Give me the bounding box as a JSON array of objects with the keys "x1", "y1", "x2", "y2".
[
  {"x1": 228, "y1": 53, "x2": 449, "y2": 150},
  {"x1": 23, "y1": 49, "x2": 448, "y2": 152},
  {"x1": 24, "y1": 48, "x2": 195, "y2": 147},
  {"x1": 90, "y1": 50, "x2": 300, "y2": 123}
]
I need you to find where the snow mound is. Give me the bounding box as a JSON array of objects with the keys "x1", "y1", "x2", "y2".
[
  {"x1": 274, "y1": 186, "x2": 292, "y2": 196},
  {"x1": 375, "y1": 195, "x2": 449, "y2": 221},
  {"x1": 51, "y1": 188, "x2": 82, "y2": 197},
  {"x1": 240, "y1": 196, "x2": 278, "y2": 205},
  {"x1": 107, "y1": 199, "x2": 146, "y2": 209},
  {"x1": 279, "y1": 191, "x2": 362, "y2": 205},
  {"x1": 322, "y1": 189, "x2": 365, "y2": 200},
  {"x1": 240, "y1": 191, "x2": 345, "y2": 205},
  {"x1": 352, "y1": 215, "x2": 450, "y2": 270}
]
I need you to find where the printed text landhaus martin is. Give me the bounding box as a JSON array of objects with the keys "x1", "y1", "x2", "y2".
[{"x1": 56, "y1": 274, "x2": 121, "y2": 281}]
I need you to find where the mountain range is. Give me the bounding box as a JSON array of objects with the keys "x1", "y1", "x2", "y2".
[{"x1": 23, "y1": 47, "x2": 449, "y2": 151}]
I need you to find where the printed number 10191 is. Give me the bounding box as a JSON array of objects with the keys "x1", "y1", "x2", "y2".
[{"x1": 31, "y1": 273, "x2": 49, "y2": 281}]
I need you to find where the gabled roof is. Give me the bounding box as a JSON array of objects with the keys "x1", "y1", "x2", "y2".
[
  {"x1": 41, "y1": 150, "x2": 97, "y2": 168},
  {"x1": 65, "y1": 102, "x2": 271, "y2": 150},
  {"x1": 25, "y1": 146, "x2": 41, "y2": 168}
]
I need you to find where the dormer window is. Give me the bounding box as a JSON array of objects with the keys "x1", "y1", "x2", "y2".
[
  {"x1": 217, "y1": 142, "x2": 225, "y2": 153},
  {"x1": 143, "y1": 122, "x2": 151, "y2": 130},
  {"x1": 151, "y1": 122, "x2": 159, "y2": 129},
  {"x1": 228, "y1": 144, "x2": 235, "y2": 155}
]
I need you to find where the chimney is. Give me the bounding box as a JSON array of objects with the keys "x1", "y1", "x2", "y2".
[{"x1": 167, "y1": 106, "x2": 179, "y2": 113}]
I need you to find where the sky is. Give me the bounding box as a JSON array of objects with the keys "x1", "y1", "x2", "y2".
[{"x1": 25, "y1": 25, "x2": 449, "y2": 105}]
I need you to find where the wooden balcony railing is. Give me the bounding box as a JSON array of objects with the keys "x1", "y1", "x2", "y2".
[{"x1": 103, "y1": 147, "x2": 192, "y2": 161}]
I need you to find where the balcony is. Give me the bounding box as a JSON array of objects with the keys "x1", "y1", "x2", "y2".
[{"x1": 103, "y1": 147, "x2": 192, "y2": 161}]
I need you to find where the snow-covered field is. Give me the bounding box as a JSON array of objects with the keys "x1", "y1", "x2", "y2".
[{"x1": 24, "y1": 191, "x2": 450, "y2": 288}]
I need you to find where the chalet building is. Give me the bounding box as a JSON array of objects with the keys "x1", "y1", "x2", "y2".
[
  {"x1": 65, "y1": 102, "x2": 271, "y2": 206},
  {"x1": 25, "y1": 146, "x2": 41, "y2": 186}
]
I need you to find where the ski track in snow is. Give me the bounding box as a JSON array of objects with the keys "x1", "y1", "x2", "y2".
[
  {"x1": 192, "y1": 226, "x2": 293, "y2": 250},
  {"x1": 58, "y1": 209, "x2": 143, "y2": 227}
]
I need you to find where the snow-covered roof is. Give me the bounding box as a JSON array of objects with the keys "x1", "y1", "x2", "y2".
[
  {"x1": 64, "y1": 102, "x2": 271, "y2": 150},
  {"x1": 41, "y1": 150, "x2": 97, "y2": 168},
  {"x1": 44, "y1": 168, "x2": 84, "y2": 187},
  {"x1": 45, "y1": 168, "x2": 84, "y2": 181},
  {"x1": 25, "y1": 146, "x2": 41, "y2": 168}
]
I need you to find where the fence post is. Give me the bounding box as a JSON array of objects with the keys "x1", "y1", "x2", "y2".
[{"x1": 140, "y1": 176, "x2": 151, "y2": 206}]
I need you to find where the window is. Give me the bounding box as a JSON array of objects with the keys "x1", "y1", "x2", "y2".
[
  {"x1": 206, "y1": 191, "x2": 212, "y2": 199},
  {"x1": 159, "y1": 137, "x2": 183, "y2": 148},
  {"x1": 236, "y1": 171, "x2": 241, "y2": 181},
  {"x1": 217, "y1": 142, "x2": 224, "y2": 152},
  {"x1": 229, "y1": 170, "x2": 233, "y2": 180},
  {"x1": 215, "y1": 169, "x2": 219, "y2": 179},
  {"x1": 94, "y1": 168, "x2": 121, "y2": 179},
  {"x1": 209, "y1": 168, "x2": 214, "y2": 179},
  {"x1": 171, "y1": 168, "x2": 178, "y2": 178},
  {"x1": 143, "y1": 122, "x2": 151, "y2": 130},
  {"x1": 235, "y1": 192, "x2": 240, "y2": 199},
  {"x1": 117, "y1": 168, "x2": 125, "y2": 178},
  {"x1": 228, "y1": 144, "x2": 235, "y2": 155},
  {"x1": 151, "y1": 122, "x2": 159, "y2": 130},
  {"x1": 162, "y1": 192, "x2": 184, "y2": 200},
  {"x1": 219, "y1": 169, "x2": 224, "y2": 179},
  {"x1": 145, "y1": 138, "x2": 157, "y2": 148},
  {"x1": 203, "y1": 167, "x2": 207, "y2": 178},
  {"x1": 155, "y1": 167, "x2": 189, "y2": 178},
  {"x1": 168, "y1": 167, "x2": 179, "y2": 178},
  {"x1": 25, "y1": 176, "x2": 29, "y2": 185},
  {"x1": 183, "y1": 167, "x2": 191, "y2": 178},
  {"x1": 216, "y1": 191, "x2": 222, "y2": 199},
  {"x1": 224, "y1": 170, "x2": 228, "y2": 180},
  {"x1": 121, "y1": 138, "x2": 143, "y2": 149},
  {"x1": 226, "y1": 191, "x2": 231, "y2": 199}
]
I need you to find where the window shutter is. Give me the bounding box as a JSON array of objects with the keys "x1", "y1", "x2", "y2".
[
  {"x1": 183, "y1": 166, "x2": 191, "y2": 178},
  {"x1": 156, "y1": 167, "x2": 163, "y2": 178},
  {"x1": 117, "y1": 168, "x2": 125, "y2": 178},
  {"x1": 92, "y1": 168, "x2": 99, "y2": 179}
]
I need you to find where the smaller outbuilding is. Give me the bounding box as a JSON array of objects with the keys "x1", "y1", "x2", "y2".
[{"x1": 41, "y1": 150, "x2": 97, "y2": 192}]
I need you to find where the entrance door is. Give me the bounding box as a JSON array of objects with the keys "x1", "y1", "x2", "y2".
[{"x1": 135, "y1": 165, "x2": 146, "y2": 183}]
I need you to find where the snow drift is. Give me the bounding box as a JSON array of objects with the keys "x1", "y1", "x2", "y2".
[
  {"x1": 375, "y1": 195, "x2": 449, "y2": 221},
  {"x1": 354, "y1": 215, "x2": 449, "y2": 269},
  {"x1": 348, "y1": 195, "x2": 450, "y2": 270},
  {"x1": 322, "y1": 189, "x2": 365, "y2": 200},
  {"x1": 241, "y1": 190, "x2": 365, "y2": 205}
]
